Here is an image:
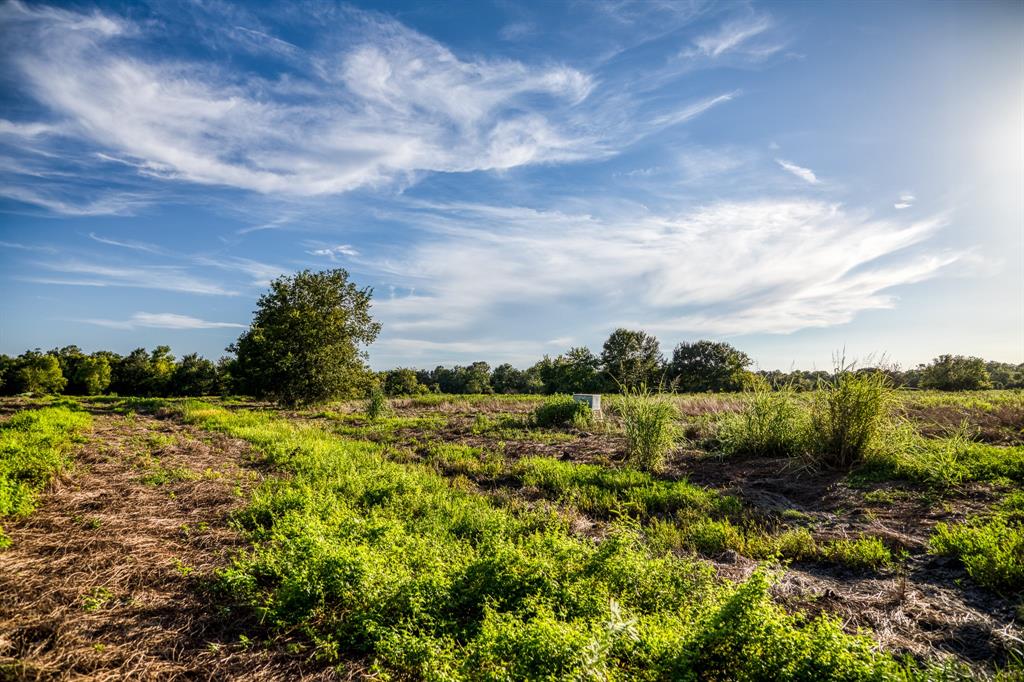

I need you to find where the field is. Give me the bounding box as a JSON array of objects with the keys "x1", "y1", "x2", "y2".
[{"x1": 0, "y1": 391, "x2": 1021, "y2": 680}]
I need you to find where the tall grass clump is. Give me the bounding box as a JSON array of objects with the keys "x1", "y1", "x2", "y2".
[
  {"x1": 365, "y1": 385, "x2": 392, "y2": 421},
  {"x1": 717, "y1": 377, "x2": 809, "y2": 457},
  {"x1": 615, "y1": 386, "x2": 679, "y2": 472},
  {"x1": 532, "y1": 394, "x2": 592, "y2": 429},
  {"x1": 811, "y1": 369, "x2": 894, "y2": 468},
  {"x1": 171, "y1": 401, "x2": 917, "y2": 680},
  {"x1": 0, "y1": 406, "x2": 91, "y2": 546}
]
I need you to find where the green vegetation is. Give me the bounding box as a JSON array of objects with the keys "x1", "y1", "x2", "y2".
[
  {"x1": 821, "y1": 536, "x2": 897, "y2": 572},
  {"x1": 230, "y1": 269, "x2": 381, "y2": 406},
  {"x1": 667, "y1": 340, "x2": 752, "y2": 393},
  {"x1": 365, "y1": 386, "x2": 392, "y2": 421},
  {"x1": 175, "y1": 401, "x2": 916, "y2": 680},
  {"x1": 930, "y1": 493, "x2": 1024, "y2": 592},
  {"x1": 614, "y1": 388, "x2": 680, "y2": 472},
  {"x1": 862, "y1": 422, "x2": 1024, "y2": 488},
  {"x1": 0, "y1": 406, "x2": 91, "y2": 546},
  {"x1": 532, "y1": 395, "x2": 592, "y2": 429},
  {"x1": 717, "y1": 378, "x2": 808, "y2": 457},
  {"x1": 919, "y1": 355, "x2": 991, "y2": 391},
  {"x1": 811, "y1": 370, "x2": 894, "y2": 468}
]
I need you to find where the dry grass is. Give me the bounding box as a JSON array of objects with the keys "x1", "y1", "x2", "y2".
[{"x1": 0, "y1": 409, "x2": 350, "y2": 681}]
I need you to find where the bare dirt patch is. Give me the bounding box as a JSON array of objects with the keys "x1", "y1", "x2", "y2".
[{"x1": 0, "y1": 409, "x2": 342, "y2": 681}]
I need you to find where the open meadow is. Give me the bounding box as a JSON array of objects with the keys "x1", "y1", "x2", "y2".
[{"x1": 1, "y1": 389, "x2": 1021, "y2": 680}]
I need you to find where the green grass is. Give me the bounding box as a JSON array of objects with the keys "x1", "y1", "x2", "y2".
[
  {"x1": 173, "y1": 400, "x2": 919, "y2": 680},
  {"x1": 861, "y1": 421, "x2": 1024, "y2": 488},
  {"x1": 532, "y1": 395, "x2": 593, "y2": 429},
  {"x1": 0, "y1": 406, "x2": 92, "y2": 546},
  {"x1": 717, "y1": 380, "x2": 809, "y2": 457},
  {"x1": 821, "y1": 536, "x2": 897, "y2": 572},
  {"x1": 811, "y1": 371, "x2": 894, "y2": 468},
  {"x1": 929, "y1": 492, "x2": 1024, "y2": 593},
  {"x1": 612, "y1": 388, "x2": 680, "y2": 473}
]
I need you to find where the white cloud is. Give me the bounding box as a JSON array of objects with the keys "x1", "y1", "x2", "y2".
[
  {"x1": 0, "y1": 3, "x2": 735, "y2": 206},
  {"x1": 80, "y1": 312, "x2": 245, "y2": 330},
  {"x1": 27, "y1": 260, "x2": 236, "y2": 295},
  {"x1": 894, "y1": 193, "x2": 915, "y2": 209},
  {"x1": 776, "y1": 158, "x2": 820, "y2": 184},
  {"x1": 688, "y1": 14, "x2": 780, "y2": 59},
  {"x1": 308, "y1": 244, "x2": 359, "y2": 260},
  {"x1": 88, "y1": 232, "x2": 164, "y2": 254},
  {"x1": 365, "y1": 199, "x2": 959, "y2": 340}
]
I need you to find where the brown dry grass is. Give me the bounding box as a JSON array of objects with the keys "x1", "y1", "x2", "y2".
[{"x1": 0, "y1": 409, "x2": 353, "y2": 681}]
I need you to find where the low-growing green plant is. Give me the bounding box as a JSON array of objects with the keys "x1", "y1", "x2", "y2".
[
  {"x1": 0, "y1": 406, "x2": 92, "y2": 546},
  {"x1": 929, "y1": 493, "x2": 1024, "y2": 592},
  {"x1": 615, "y1": 386, "x2": 680, "y2": 472},
  {"x1": 532, "y1": 395, "x2": 592, "y2": 429},
  {"x1": 717, "y1": 377, "x2": 809, "y2": 457},
  {"x1": 173, "y1": 401, "x2": 917, "y2": 680},
  {"x1": 811, "y1": 369, "x2": 894, "y2": 468},
  {"x1": 821, "y1": 536, "x2": 895, "y2": 572}
]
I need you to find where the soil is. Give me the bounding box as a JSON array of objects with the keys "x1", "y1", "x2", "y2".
[{"x1": 0, "y1": 407, "x2": 348, "y2": 681}]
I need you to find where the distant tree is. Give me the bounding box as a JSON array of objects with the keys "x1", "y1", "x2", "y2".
[
  {"x1": 491, "y1": 363, "x2": 529, "y2": 394},
  {"x1": 668, "y1": 340, "x2": 752, "y2": 392},
  {"x1": 985, "y1": 361, "x2": 1024, "y2": 389},
  {"x1": 0, "y1": 354, "x2": 13, "y2": 396},
  {"x1": 538, "y1": 347, "x2": 603, "y2": 394},
  {"x1": 215, "y1": 356, "x2": 237, "y2": 395},
  {"x1": 73, "y1": 355, "x2": 112, "y2": 395},
  {"x1": 11, "y1": 350, "x2": 66, "y2": 395},
  {"x1": 919, "y1": 355, "x2": 991, "y2": 391},
  {"x1": 230, "y1": 269, "x2": 381, "y2": 406},
  {"x1": 111, "y1": 348, "x2": 157, "y2": 396},
  {"x1": 383, "y1": 368, "x2": 423, "y2": 396},
  {"x1": 171, "y1": 353, "x2": 218, "y2": 396},
  {"x1": 600, "y1": 329, "x2": 663, "y2": 391},
  {"x1": 150, "y1": 345, "x2": 176, "y2": 395},
  {"x1": 462, "y1": 361, "x2": 493, "y2": 394}
]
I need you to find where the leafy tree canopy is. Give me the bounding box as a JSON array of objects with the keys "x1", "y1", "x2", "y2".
[
  {"x1": 230, "y1": 269, "x2": 381, "y2": 406},
  {"x1": 669, "y1": 340, "x2": 752, "y2": 392}
]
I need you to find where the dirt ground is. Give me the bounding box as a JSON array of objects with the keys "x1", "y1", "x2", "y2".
[{"x1": 0, "y1": 408, "x2": 344, "y2": 681}]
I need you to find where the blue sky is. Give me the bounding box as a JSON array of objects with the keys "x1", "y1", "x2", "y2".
[{"x1": 0, "y1": 0, "x2": 1020, "y2": 371}]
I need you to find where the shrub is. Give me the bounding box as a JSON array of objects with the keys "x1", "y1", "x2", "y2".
[
  {"x1": 919, "y1": 355, "x2": 991, "y2": 391},
  {"x1": 615, "y1": 387, "x2": 679, "y2": 472},
  {"x1": 929, "y1": 493, "x2": 1024, "y2": 592},
  {"x1": 365, "y1": 386, "x2": 392, "y2": 421},
  {"x1": 533, "y1": 395, "x2": 592, "y2": 429},
  {"x1": 811, "y1": 370, "x2": 893, "y2": 468},
  {"x1": 717, "y1": 377, "x2": 808, "y2": 457}
]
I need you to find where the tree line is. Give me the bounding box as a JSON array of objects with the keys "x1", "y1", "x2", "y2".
[{"x1": 1, "y1": 269, "x2": 1018, "y2": 403}]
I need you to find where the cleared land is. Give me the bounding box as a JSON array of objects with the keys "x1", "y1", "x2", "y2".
[{"x1": 0, "y1": 391, "x2": 1021, "y2": 680}]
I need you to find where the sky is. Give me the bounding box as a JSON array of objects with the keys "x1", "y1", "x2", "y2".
[{"x1": 0, "y1": 0, "x2": 1021, "y2": 372}]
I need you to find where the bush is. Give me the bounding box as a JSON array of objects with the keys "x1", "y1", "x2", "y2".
[
  {"x1": 532, "y1": 395, "x2": 592, "y2": 429},
  {"x1": 365, "y1": 386, "x2": 392, "y2": 421},
  {"x1": 615, "y1": 387, "x2": 679, "y2": 472},
  {"x1": 811, "y1": 370, "x2": 893, "y2": 468},
  {"x1": 929, "y1": 493, "x2": 1024, "y2": 592},
  {"x1": 718, "y1": 377, "x2": 808, "y2": 457},
  {"x1": 919, "y1": 355, "x2": 991, "y2": 391}
]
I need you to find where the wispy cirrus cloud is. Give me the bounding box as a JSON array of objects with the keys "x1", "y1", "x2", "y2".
[
  {"x1": 88, "y1": 232, "x2": 165, "y2": 254},
  {"x1": 776, "y1": 158, "x2": 821, "y2": 184},
  {"x1": 0, "y1": 0, "x2": 737, "y2": 210},
  {"x1": 24, "y1": 260, "x2": 236, "y2": 295},
  {"x1": 364, "y1": 199, "x2": 959, "y2": 345},
  {"x1": 79, "y1": 312, "x2": 246, "y2": 330},
  {"x1": 307, "y1": 244, "x2": 360, "y2": 261}
]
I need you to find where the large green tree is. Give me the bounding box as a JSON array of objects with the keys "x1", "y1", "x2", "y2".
[
  {"x1": 668, "y1": 340, "x2": 752, "y2": 392},
  {"x1": 599, "y1": 329, "x2": 663, "y2": 391},
  {"x1": 11, "y1": 350, "x2": 66, "y2": 395},
  {"x1": 230, "y1": 269, "x2": 381, "y2": 406},
  {"x1": 919, "y1": 355, "x2": 991, "y2": 391}
]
